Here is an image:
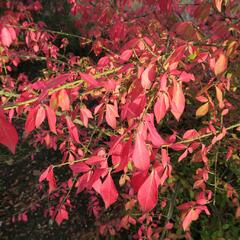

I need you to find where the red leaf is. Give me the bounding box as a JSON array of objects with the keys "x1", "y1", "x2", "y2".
[
  {"x1": 45, "y1": 105, "x2": 57, "y2": 134},
  {"x1": 178, "y1": 71, "x2": 195, "y2": 83},
  {"x1": 145, "y1": 114, "x2": 166, "y2": 147},
  {"x1": 58, "y1": 89, "x2": 70, "y2": 111},
  {"x1": 85, "y1": 156, "x2": 106, "y2": 165},
  {"x1": 177, "y1": 202, "x2": 195, "y2": 211},
  {"x1": 80, "y1": 107, "x2": 93, "y2": 127},
  {"x1": 109, "y1": 124, "x2": 136, "y2": 155},
  {"x1": 183, "y1": 129, "x2": 199, "y2": 140},
  {"x1": 170, "y1": 143, "x2": 187, "y2": 151},
  {"x1": 43, "y1": 74, "x2": 71, "y2": 91},
  {"x1": 55, "y1": 206, "x2": 69, "y2": 225},
  {"x1": 39, "y1": 165, "x2": 53, "y2": 182},
  {"x1": 121, "y1": 93, "x2": 146, "y2": 120},
  {"x1": 92, "y1": 179, "x2": 103, "y2": 195},
  {"x1": 87, "y1": 168, "x2": 108, "y2": 190},
  {"x1": 118, "y1": 63, "x2": 134, "y2": 74},
  {"x1": 100, "y1": 173, "x2": 119, "y2": 209},
  {"x1": 197, "y1": 205, "x2": 210, "y2": 216},
  {"x1": 114, "y1": 137, "x2": 132, "y2": 172},
  {"x1": 94, "y1": 103, "x2": 104, "y2": 115},
  {"x1": 0, "y1": 115, "x2": 18, "y2": 154},
  {"x1": 120, "y1": 49, "x2": 133, "y2": 63},
  {"x1": 39, "y1": 165, "x2": 56, "y2": 193},
  {"x1": 226, "y1": 146, "x2": 233, "y2": 160},
  {"x1": 103, "y1": 79, "x2": 117, "y2": 91},
  {"x1": 70, "y1": 162, "x2": 90, "y2": 175},
  {"x1": 165, "y1": 45, "x2": 186, "y2": 70},
  {"x1": 98, "y1": 56, "x2": 109, "y2": 67},
  {"x1": 170, "y1": 80, "x2": 185, "y2": 121},
  {"x1": 160, "y1": 167, "x2": 169, "y2": 185},
  {"x1": 194, "y1": 2, "x2": 211, "y2": 22},
  {"x1": 106, "y1": 103, "x2": 119, "y2": 129},
  {"x1": 131, "y1": 171, "x2": 148, "y2": 193},
  {"x1": 25, "y1": 107, "x2": 38, "y2": 134},
  {"x1": 80, "y1": 72, "x2": 99, "y2": 87},
  {"x1": 182, "y1": 208, "x2": 200, "y2": 231},
  {"x1": 178, "y1": 149, "x2": 188, "y2": 162},
  {"x1": 8, "y1": 27, "x2": 16, "y2": 41},
  {"x1": 196, "y1": 95, "x2": 208, "y2": 103},
  {"x1": 161, "y1": 148, "x2": 169, "y2": 168},
  {"x1": 159, "y1": 0, "x2": 173, "y2": 14},
  {"x1": 196, "y1": 191, "x2": 210, "y2": 205},
  {"x1": 76, "y1": 173, "x2": 89, "y2": 194},
  {"x1": 141, "y1": 64, "x2": 156, "y2": 89},
  {"x1": 132, "y1": 132, "x2": 150, "y2": 171},
  {"x1": 37, "y1": 74, "x2": 71, "y2": 104},
  {"x1": 137, "y1": 170, "x2": 158, "y2": 212},
  {"x1": 173, "y1": 21, "x2": 201, "y2": 41},
  {"x1": 66, "y1": 117, "x2": 80, "y2": 143},
  {"x1": 154, "y1": 93, "x2": 169, "y2": 123},
  {"x1": 1, "y1": 27, "x2": 12, "y2": 47},
  {"x1": 35, "y1": 105, "x2": 46, "y2": 128}
]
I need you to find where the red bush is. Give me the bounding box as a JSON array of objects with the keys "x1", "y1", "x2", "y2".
[{"x1": 0, "y1": 0, "x2": 240, "y2": 238}]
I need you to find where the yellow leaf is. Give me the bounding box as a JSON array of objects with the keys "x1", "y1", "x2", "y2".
[
  {"x1": 214, "y1": 0, "x2": 223, "y2": 12},
  {"x1": 119, "y1": 174, "x2": 130, "y2": 186},
  {"x1": 196, "y1": 102, "x2": 209, "y2": 117},
  {"x1": 119, "y1": 174, "x2": 126, "y2": 186},
  {"x1": 236, "y1": 207, "x2": 240, "y2": 219},
  {"x1": 215, "y1": 86, "x2": 224, "y2": 108},
  {"x1": 214, "y1": 53, "x2": 228, "y2": 76},
  {"x1": 226, "y1": 41, "x2": 238, "y2": 57}
]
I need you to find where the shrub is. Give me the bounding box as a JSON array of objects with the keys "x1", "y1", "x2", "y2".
[{"x1": 0, "y1": 0, "x2": 240, "y2": 239}]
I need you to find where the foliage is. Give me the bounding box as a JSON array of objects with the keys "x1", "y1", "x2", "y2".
[{"x1": 0, "y1": 0, "x2": 240, "y2": 239}]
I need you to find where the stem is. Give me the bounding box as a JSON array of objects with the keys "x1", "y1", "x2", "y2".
[
  {"x1": 2, "y1": 66, "x2": 122, "y2": 110},
  {"x1": 53, "y1": 157, "x2": 88, "y2": 169},
  {"x1": 141, "y1": 38, "x2": 158, "y2": 58},
  {"x1": 162, "y1": 122, "x2": 240, "y2": 148},
  {"x1": 160, "y1": 182, "x2": 179, "y2": 240},
  {"x1": 213, "y1": 143, "x2": 220, "y2": 206},
  {"x1": 4, "y1": 24, "x2": 91, "y2": 42},
  {"x1": 0, "y1": 90, "x2": 18, "y2": 97},
  {"x1": 53, "y1": 176, "x2": 78, "y2": 222},
  {"x1": 213, "y1": 116, "x2": 224, "y2": 205},
  {"x1": 1, "y1": 54, "x2": 70, "y2": 66}
]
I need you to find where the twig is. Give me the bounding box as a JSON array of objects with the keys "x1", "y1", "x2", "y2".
[
  {"x1": 160, "y1": 182, "x2": 179, "y2": 240},
  {"x1": 4, "y1": 24, "x2": 91, "y2": 42},
  {"x1": 53, "y1": 157, "x2": 88, "y2": 169},
  {"x1": 53, "y1": 176, "x2": 78, "y2": 222},
  {"x1": 213, "y1": 143, "x2": 220, "y2": 206},
  {"x1": 2, "y1": 66, "x2": 122, "y2": 110},
  {"x1": 162, "y1": 122, "x2": 240, "y2": 148}
]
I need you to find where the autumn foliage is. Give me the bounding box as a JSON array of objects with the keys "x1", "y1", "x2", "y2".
[{"x1": 0, "y1": 0, "x2": 240, "y2": 239}]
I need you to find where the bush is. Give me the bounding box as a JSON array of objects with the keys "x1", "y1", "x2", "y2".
[{"x1": 0, "y1": 0, "x2": 240, "y2": 239}]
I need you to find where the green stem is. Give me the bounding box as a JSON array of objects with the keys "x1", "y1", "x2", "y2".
[
  {"x1": 162, "y1": 122, "x2": 240, "y2": 148},
  {"x1": 2, "y1": 67, "x2": 122, "y2": 110}
]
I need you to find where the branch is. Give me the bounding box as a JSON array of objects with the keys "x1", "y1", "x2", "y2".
[
  {"x1": 162, "y1": 122, "x2": 240, "y2": 148},
  {"x1": 4, "y1": 24, "x2": 91, "y2": 42},
  {"x1": 2, "y1": 67, "x2": 122, "y2": 110}
]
